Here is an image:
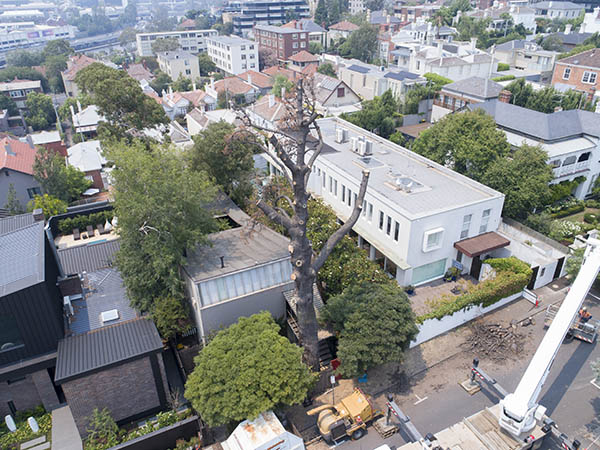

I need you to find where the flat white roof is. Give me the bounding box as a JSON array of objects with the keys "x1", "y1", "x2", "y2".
[
  {"x1": 314, "y1": 118, "x2": 503, "y2": 220},
  {"x1": 29, "y1": 130, "x2": 60, "y2": 145},
  {"x1": 0, "y1": 79, "x2": 40, "y2": 91}
]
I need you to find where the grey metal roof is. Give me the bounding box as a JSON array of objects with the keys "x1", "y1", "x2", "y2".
[
  {"x1": 443, "y1": 77, "x2": 504, "y2": 100},
  {"x1": 254, "y1": 24, "x2": 298, "y2": 34},
  {"x1": 55, "y1": 317, "x2": 162, "y2": 383},
  {"x1": 0, "y1": 212, "x2": 35, "y2": 234},
  {"x1": 384, "y1": 71, "x2": 420, "y2": 81},
  {"x1": 184, "y1": 224, "x2": 291, "y2": 283},
  {"x1": 495, "y1": 39, "x2": 526, "y2": 51},
  {"x1": 470, "y1": 100, "x2": 600, "y2": 141},
  {"x1": 0, "y1": 221, "x2": 45, "y2": 297},
  {"x1": 535, "y1": 1, "x2": 581, "y2": 9},
  {"x1": 369, "y1": 10, "x2": 402, "y2": 24},
  {"x1": 297, "y1": 19, "x2": 325, "y2": 33},
  {"x1": 315, "y1": 118, "x2": 503, "y2": 220},
  {"x1": 348, "y1": 64, "x2": 369, "y2": 74},
  {"x1": 549, "y1": 32, "x2": 592, "y2": 46},
  {"x1": 69, "y1": 268, "x2": 138, "y2": 335},
  {"x1": 57, "y1": 239, "x2": 121, "y2": 275}
]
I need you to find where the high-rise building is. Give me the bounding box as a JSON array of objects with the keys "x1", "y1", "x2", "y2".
[{"x1": 225, "y1": 0, "x2": 310, "y2": 37}]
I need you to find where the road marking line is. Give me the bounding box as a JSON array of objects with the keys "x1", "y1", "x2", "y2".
[{"x1": 414, "y1": 395, "x2": 428, "y2": 405}]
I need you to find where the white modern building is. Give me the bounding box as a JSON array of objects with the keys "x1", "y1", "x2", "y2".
[
  {"x1": 0, "y1": 23, "x2": 75, "y2": 53},
  {"x1": 157, "y1": 51, "x2": 201, "y2": 81},
  {"x1": 348, "y1": 0, "x2": 366, "y2": 14},
  {"x1": 206, "y1": 35, "x2": 258, "y2": 75},
  {"x1": 136, "y1": 29, "x2": 218, "y2": 57},
  {"x1": 534, "y1": 1, "x2": 583, "y2": 19},
  {"x1": 262, "y1": 116, "x2": 506, "y2": 286},
  {"x1": 581, "y1": 7, "x2": 600, "y2": 34}
]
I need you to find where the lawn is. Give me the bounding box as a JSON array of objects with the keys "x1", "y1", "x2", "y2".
[{"x1": 562, "y1": 207, "x2": 600, "y2": 223}]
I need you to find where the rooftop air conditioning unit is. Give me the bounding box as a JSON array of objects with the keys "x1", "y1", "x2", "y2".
[
  {"x1": 358, "y1": 139, "x2": 372, "y2": 156},
  {"x1": 350, "y1": 136, "x2": 359, "y2": 152},
  {"x1": 63, "y1": 296, "x2": 74, "y2": 317},
  {"x1": 364, "y1": 140, "x2": 373, "y2": 156},
  {"x1": 335, "y1": 127, "x2": 347, "y2": 143}
]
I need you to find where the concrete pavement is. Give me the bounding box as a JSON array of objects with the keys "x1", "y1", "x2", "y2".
[{"x1": 51, "y1": 405, "x2": 82, "y2": 450}]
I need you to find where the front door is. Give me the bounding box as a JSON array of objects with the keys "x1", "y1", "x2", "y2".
[
  {"x1": 470, "y1": 256, "x2": 482, "y2": 280},
  {"x1": 553, "y1": 257, "x2": 565, "y2": 279},
  {"x1": 528, "y1": 266, "x2": 539, "y2": 290}
]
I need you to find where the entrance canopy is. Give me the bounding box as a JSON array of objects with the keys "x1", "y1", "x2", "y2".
[{"x1": 454, "y1": 232, "x2": 510, "y2": 258}]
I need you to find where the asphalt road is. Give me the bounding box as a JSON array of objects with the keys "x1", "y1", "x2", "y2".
[{"x1": 332, "y1": 291, "x2": 600, "y2": 450}]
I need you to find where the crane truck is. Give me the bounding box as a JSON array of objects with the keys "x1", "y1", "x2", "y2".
[{"x1": 384, "y1": 239, "x2": 600, "y2": 450}]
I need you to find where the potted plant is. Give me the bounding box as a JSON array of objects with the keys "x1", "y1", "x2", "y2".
[
  {"x1": 444, "y1": 267, "x2": 461, "y2": 282},
  {"x1": 403, "y1": 285, "x2": 415, "y2": 295}
]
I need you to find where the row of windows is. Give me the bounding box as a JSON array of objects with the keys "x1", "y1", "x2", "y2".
[
  {"x1": 257, "y1": 30, "x2": 307, "y2": 40},
  {"x1": 563, "y1": 67, "x2": 597, "y2": 85}
]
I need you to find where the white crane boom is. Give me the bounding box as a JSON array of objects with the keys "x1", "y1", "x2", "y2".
[{"x1": 500, "y1": 239, "x2": 600, "y2": 436}]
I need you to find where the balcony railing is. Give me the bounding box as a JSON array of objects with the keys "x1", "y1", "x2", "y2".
[{"x1": 552, "y1": 160, "x2": 590, "y2": 178}]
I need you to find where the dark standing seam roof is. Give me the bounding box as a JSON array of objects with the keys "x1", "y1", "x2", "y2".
[
  {"x1": 0, "y1": 213, "x2": 35, "y2": 234},
  {"x1": 347, "y1": 64, "x2": 369, "y2": 74},
  {"x1": 57, "y1": 239, "x2": 121, "y2": 275},
  {"x1": 384, "y1": 71, "x2": 420, "y2": 81},
  {"x1": 55, "y1": 318, "x2": 163, "y2": 383}
]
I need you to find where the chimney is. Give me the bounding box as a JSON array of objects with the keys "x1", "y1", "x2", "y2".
[
  {"x1": 248, "y1": 74, "x2": 253, "y2": 85},
  {"x1": 69, "y1": 104, "x2": 75, "y2": 120},
  {"x1": 437, "y1": 41, "x2": 443, "y2": 57},
  {"x1": 192, "y1": 82, "x2": 197, "y2": 91},
  {"x1": 387, "y1": 15, "x2": 391, "y2": 24},
  {"x1": 210, "y1": 76, "x2": 215, "y2": 89},
  {"x1": 281, "y1": 86, "x2": 285, "y2": 98},
  {"x1": 498, "y1": 89, "x2": 512, "y2": 103},
  {"x1": 366, "y1": 9, "x2": 371, "y2": 22},
  {"x1": 32, "y1": 208, "x2": 44, "y2": 222},
  {"x1": 470, "y1": 37, "x2": 477, "y2": 51},
  {"x1": 76, "y1": 100, "x2": 82, "y2": 112},
  {"x1": 565, "y1": 24, "x2": 572, "y2": 35},
  {"x1": 268, "y1": 94, "x2": 275, "y2": 107}
]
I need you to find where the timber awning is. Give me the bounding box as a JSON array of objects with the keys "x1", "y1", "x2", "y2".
[{"x1": 454, "y1": 232, "x2": 510, "y2": 258}]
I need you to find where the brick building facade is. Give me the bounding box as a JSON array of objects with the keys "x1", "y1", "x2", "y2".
[
  {"x1": 253, "y1": 24, "x2": 310, "y2": 62},
  {"x1": 552, "y1": 49, "x2": 599, "y2": 100}
]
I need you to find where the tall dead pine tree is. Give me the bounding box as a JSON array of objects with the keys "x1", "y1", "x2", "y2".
[{"x1": 243, "y1": 80, "x2": 370, "y2": 370}]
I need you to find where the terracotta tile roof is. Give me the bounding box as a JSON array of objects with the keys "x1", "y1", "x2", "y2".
[
  {"x1": 301, "y1": 63, "x2": 318, "y2": 76},
  {"x1": 0, "y1": 137, "x2": 36, "y2": 175},
  {"x1": 237, "y1": 70, "x2": 273, "y2": 89},
  {"x1": 329, "y1": 20, "x2": 359, "y2": 31},
  {"x1": 145, "y1": 91, "x2": 163, "y2": 105},
  {"x1": 249, "y1": 95, "x2": 288, "y2": 125},
  {"x1": 213, "y1": 77, "x2": 254, "y2": 95},
  {"x1": 180, "y1": 89, "x2": 209, "y2": 106},
  {"x1": 454, "y1": 231, "x2": 510, "y2": 258},
  {"x1": 186, "y1": 107, "x2": 209, "y2": 128},
  {"x1": 288, "y1": 50, "x2": 319, "y2": 63},
  {"x1": 282, "y1": 20, "x2": 298, "y2": 29},
  {"x1": 126, "y1": 63, "x2": 154, "y2": 82},
  {"x1": 262, "y1": 66, "x2": 297, "y2": 81},
  {"x1": 179, "y1": 18, "x2": 196, "y2": 29},
  {"x1": 62, "y1": 54, "x2": 99, "y2": 81},
  {"x1": 559, "y1": 49, "x2": 600, "y2": 69}
]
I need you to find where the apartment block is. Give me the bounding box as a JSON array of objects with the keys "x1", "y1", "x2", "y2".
[
  {"x1": 157, "y1": 51, "x2": 201, "y2": 81},
  {"x1": 254, "y1": 24, "x2": 309, "y2": 61},
  {"x1": 136, "y1": 29, "x2": 217, "y2": 57},
  {"x1": 226, "y1": 0, "x2": 310, "y2": 37},
  {"x1": 206, "y1": 35, "x2": 258, "y2": 75}
]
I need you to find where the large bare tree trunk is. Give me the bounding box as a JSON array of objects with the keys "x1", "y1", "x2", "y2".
[{"x1": 244, "y1": 81, "x2": 370, "y2": 371}]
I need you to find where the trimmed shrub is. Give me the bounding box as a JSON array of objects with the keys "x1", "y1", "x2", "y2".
[
  {"x1": 550, "y1": 203, "x2": 585, "y2": 218},
  {"x1": 492, "y1": 74, "x2": 516, "y2": 82},
  {"x1": 497, "y1": 62, "x2": 510, "y2": 71},
  {"x1": 58, "y1": 210, "x2": 114, "y2": 235},
  {"x1": 586, "y1": 199, "x2": 600, "y2": 209},
  {"x1": 584, "y1": 213, "x2": 598, "y2": 224},
  {"x1": 417, "y1": 257, "x2": 531, "y2": 323}
]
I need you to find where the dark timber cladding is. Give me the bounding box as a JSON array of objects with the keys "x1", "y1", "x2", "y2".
[
  {"x1": 54, "y1": 318, "x2": 163, "y2": 384},
  {"x1": 454, "y1": 231, "x2": 510, "y2": 258}
]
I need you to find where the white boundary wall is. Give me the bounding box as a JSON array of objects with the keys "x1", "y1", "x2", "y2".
[{"x1": 410, "y1": 291, "x2": 523, "y2": 348}]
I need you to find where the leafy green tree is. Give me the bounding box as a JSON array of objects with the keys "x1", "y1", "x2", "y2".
[
  {"x1": 172, "y1": 75, "x2": 192, "y2": 92},
  {"x1": 0, "y1": 95, "x2": 18, "y2": 116},
  {"x1": 41, "y1": 39, "x2": 74, "y2": 60},
  {"x1": 342, "y1": 90, "x2": 398, "y2": 138},
  {"x1": 272, "y1": 74, "x2": 294, "y2": 97},
  {"x1": 484, "y1": 144, "x2": 553, "y2": 220},
  {"x1": 25, "y1": 92, "x2": 56, "y2": 131},
  {"x1": 184, "y1": 312, "x2": 316, "y2": 426},
  {"x1": 4, "y1": 184, "x2": 24, "y2": 214},
  {"x1": 0, "y1": 66, "x2": 49, "y2": 91},
  {"x1": 188, "y1": 122, "x2": 256, "y2": 207},
  {"x1": 524, "y1": 211, "x2": 552, "y2": 235},
  {"x1": 150, "y1": 71, "x2": 172, "y2": 94},
  {"x1": 151, "y1": 37, "x2": 181, "y2": 54},
  {"x1": 412, "y1": 110, "x2": 510, "y2": 182},
  {"x1": 309, "y1": 41, "x2": 323, "y2": 55},
  {"x1": 317, "y1": 62, "x2": 337, "y2": 77},
  {"x1": 6, "y1": 50, "x2": 44, "y2": 67},
  {"x1": 44, "y1": 54, "x2": 68, "y2": 93},
  {"x1": 75, "y1": 63, "x2": 168, "y2": 138},
  {"x1": 345, "y1": 23, "x2": 378, "y2": 62},
  {"x1": 456, "y1": 16, "x2": 491, "y2": 48},
  {"x1": 58, "y1": 96, "x2": 91, "y2": 123},
  {"x1": 27, "y1": 194, "x2": 67, "y2": 218},
  {"x1": 321, "y1": 283, "x2": 418, "y2": 377},
  {"x1": 524, "y1": 86, "x2": 560, "y2": 113},
  {"x1": 108, "y1": 140, "x2": 217, "y2": 312},
  {"x1": 119, "y1": 27, "x2": 138, "y2": 46},
  {"x1": 119, "y1": 1, "x2": 138, "y2": 26},
  {"x1": 152, "y1": 296, "x2": 190, "y2": 340},
  {"x1": 314, "y1": 0, "x2": 328, "y2": 27},
  {"x1": 564, "y1": 247, "x2": 599, "y2": 283},
  {"x1": 33, "y1": 145, "x2": 92, "y2": 202},
  {"x1": 198, "y1": 52, "x2": 217, "y2": 76},
  {"x1": 85, "y1": 408, "x2": 120, "y2": 449},
  {"x1": 541, "y1": 34, "x2": 564, "y2": 51},
  {"x1": 258, "y1": 48, "x2": 278, "y2": 71}
]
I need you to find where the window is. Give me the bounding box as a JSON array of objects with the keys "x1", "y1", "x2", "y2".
[
  {"x1": 241, "y1": 54, "x2": 246, "y2": 59},
  {"x1": 301, "y1": 42, "x2": 306, "y2": 48},
  {"x1": 460, "y1": 214, "x2": 472, "y2": 239},
  {"x1": 185, "y1": 69, "x2": 191, "y2": 75},
  {"x1": 562, "y1": 67, "x2": 571, "y2": 79},
  {"x1": 379, "y1": 211, "x2": 384, "y2": 230},
  {"x1": 241, "y1": 45, "x2": 246, "y2": 50},
  {"x1": 368, "y1": 203, "x2": 373, "y2": 221},
  {"x1": 394, "y1": 221, "x2": 400, "y2": 241},
  {"x1": 563, "y1": 155, "x2": 577, "y2": 166},
  {"x1": 479, "y1": 209, "x2": 491, "y2": 233},
  {"x1": 347, "y1": 189, "x2": 352, "y2": 206},
  {"x1": 300, "y1": 33, "x2": 306, "y2": 38},
  {"x1": 293, "y1": 42, "x2": 298, "y2": 49},
  {"x1": 250, "y1": 63, "x2": 255, "y2": 68},
  {"x1": 0, "y1": 314, "x2": 24, "y2": 352},
  {"x1": 582, "y1": 71, "x2": 597, "y2": 84},
  {"x1": 342, "y1": 185, "x2": 346, "y2": 202},
  {"x1": 328, "y1": 175, "x2": 333, "y2": 193},
  {"x1": 322, "y1": 171, "x2": 326, "y2": 187},
  {"x1": 293, "y1": 33, "x2": 298, "y2": 39},
  {"x1": 337, "y1": 87, "x2": 345, "y2": 97},
  {"x1": 334, "y1": 179, "x2": 338, "y2": 196},
  {"x1": 27, "y1": 187, "x2": 41, "y2": 199},
  {"x1": 184, "y1": 60, "x2": 189, "y2": 65},
  {"x1": 423, "y1": 228, "x2": 444, "y2": 252}
]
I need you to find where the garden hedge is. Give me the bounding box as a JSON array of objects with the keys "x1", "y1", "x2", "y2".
[{"x1": 58, "y1": 211, "x2": 114, "y2": 235}]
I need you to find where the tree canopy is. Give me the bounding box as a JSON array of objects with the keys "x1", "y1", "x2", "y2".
[
  {"x1": 108, "y1": 140, "x2": 217, "y2": 312},
  {"x1": 151, "y1": 37, "x2": 181, "y2": 54},
  {"x1": 198, "y1": 52, "x2": 217, "y2": 76},
  {"x1": 317, "y1": 62, "x2": 337, "y2": 78},
  {"x1": 27, "y1": 194, "x2": 67, "y2": 218},
  {"x1": 340, "y1": 23, "x2": 378, "y2": 62},
  {"x1": 505, "y1": 78, "x2": 596, "y2": 112},
  {"x1": 321, "y1": 283, "x2": 418, "y2": 377},
  {"x1": 188, "y1": 122, "x2": 256, "y2": 207},
  {"x1": 0, "y1": 66, "x2": 49, "y2": 91},
  {"x1": 33, "y1": 145, "x2": 91, "y2": 202},
  {"x1": 412, "y1": 110, "x2": 510, "y2": 182},
  {"x1": 484, "y1": 144, "x2": 553, "y2": 220},
  {"x1": 0, "y1": 96, "x2": 18, "y2": 116},
  {"x1": 272, "y1": 74, "x2": 294, "y2": 98},
  {"x1": 342, "y1": 90, "x2": 399, "y2": 139},
  {"x1": 75, "y1": 63, "x2": 168, "y2": 137},
  {"x1": 25, "y1": 92, "x2": 56, "y2": 131},
  {"x1": 184, "y1": 312, "x2": 315, "y2": 426}
]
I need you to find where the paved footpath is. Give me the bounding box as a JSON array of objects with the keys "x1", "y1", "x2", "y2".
[{"x1": 51, "y1": 405, "x2": 82, "y2": 450}]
